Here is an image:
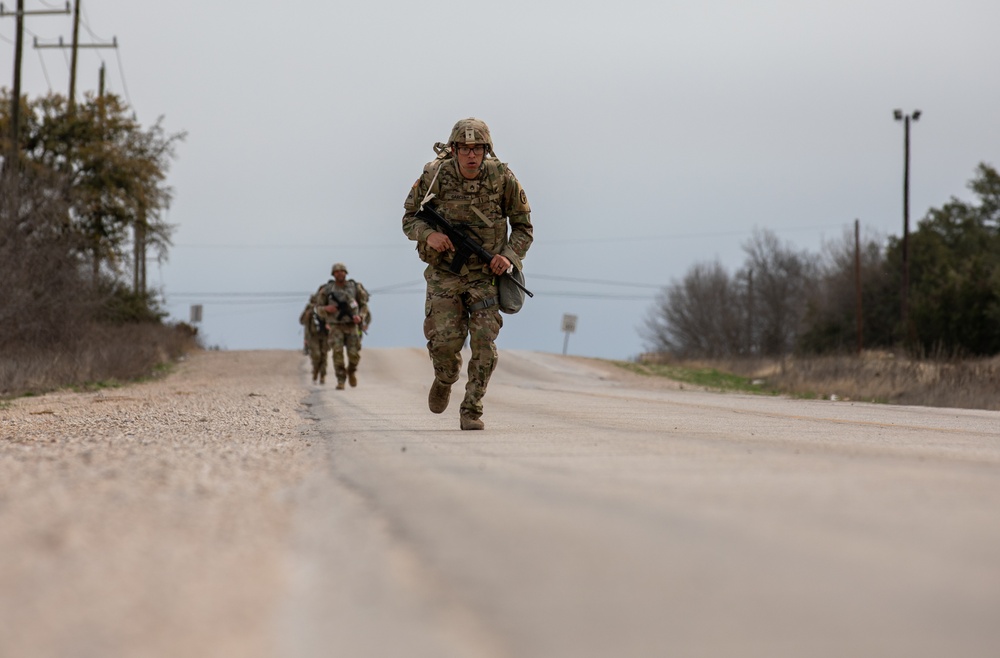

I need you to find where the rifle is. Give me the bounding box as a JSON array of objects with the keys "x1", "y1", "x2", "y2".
[
  {"x1": 416, "y1": 201, "x2": 533, "y2": 298},
  {"x1": 324, "y1": 293, "x2": 358, "y2": 323},
  {"x1": 326, "y1": 291, "x2": 358, "y2": 321},
  {"x1": 311, "y1": 310, "x2": 329, "y2": 336}
]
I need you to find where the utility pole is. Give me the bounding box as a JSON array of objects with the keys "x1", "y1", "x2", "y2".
[
  {"x1": 68, "y1": 0, "x2": 79, "y2": 110},
  {"x1": 34, "y1": 34, "x2": 118, "y2": 105},
  {"x1": 133, "y1": 204, "x2": 146, "y2": 294},
  {"x1": 855, "y1": 219, "x2": 863, "y2": 355},
  {"x1": 1, "y1": 1, "x2": 70, "y2": 198},
  {"x1": 893, "y1": 109, "x2": 921, "y2": 341},
  {"x1": 33, "y1": 9, "x2": 117, "y2": 112},
  {"x1": 746, "y1": 268, "x2": 754, "y2": 356},
  {"x1": 2, "y1": 0, "x2": 25, "y2": 182}
]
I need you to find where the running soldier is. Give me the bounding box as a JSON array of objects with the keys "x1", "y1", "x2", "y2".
[
  {"x1": 299, "y1": 292, "x2": 330, "y2": 384},
  {"x1": 402, "y1": 117, "x2": 533, "y2": 430},
  {"x1": 316, "y1": 263, "x2": 370, "y2": 390}
]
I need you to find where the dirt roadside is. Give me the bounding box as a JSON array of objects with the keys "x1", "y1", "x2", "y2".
[{"x1": 0, "y1": 350, "x2": 316, "y2": 658}]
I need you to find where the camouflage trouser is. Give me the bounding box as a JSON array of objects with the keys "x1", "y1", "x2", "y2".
[
  {"x1": 329, "y1": 323, "x2": 362, "y2": 383},
  {"x1": 307, "y1": 333, "x2": 329, "y2": 380},
  {"x1": 423, "y1": 267, "x2": 502, "y2": 419}
]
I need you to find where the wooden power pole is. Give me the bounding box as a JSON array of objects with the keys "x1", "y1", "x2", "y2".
[
  {"x1": 33, "y1": 1, "x2": 117, "y2": 112},
  {"x1": 1, "y1": 1, "x2": 70, "y2": 203},
  {"x1": 855, "y1": 219, "x2": 863, "y2": 355}
]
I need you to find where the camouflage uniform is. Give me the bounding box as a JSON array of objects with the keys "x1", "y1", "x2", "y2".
[
  {"x1": 315, "y1": 264, "x2": 370, "y2": 389},
  {"x1": 402, "y1": 118, "x2": 533, "y2": 426},
  {"x1": 299, "y1": 294, "x2": 330, "y2": 384}
]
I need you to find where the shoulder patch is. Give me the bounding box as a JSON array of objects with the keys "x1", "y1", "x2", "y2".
[{"x1": 520, "y1": 189, "x2": 528, "y2": 204}]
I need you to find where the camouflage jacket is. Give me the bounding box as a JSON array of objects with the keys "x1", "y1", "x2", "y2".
[
  {"x1": 299, "y1": 300, "x2": 328, "y2": 339},
  {"x1": 314, "y1": 279, "x2": 369, "y2": 326},
  {"x1": 402, "y1": 156, "x2": 533, "y2": 276}
]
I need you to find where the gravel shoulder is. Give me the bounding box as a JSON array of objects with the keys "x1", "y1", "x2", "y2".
[{"x1": 0, "y1": 350, "x2": 316, "y2": 658}]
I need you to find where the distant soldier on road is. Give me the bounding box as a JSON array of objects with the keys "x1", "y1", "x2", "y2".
[
  {"x1": 402, "y1": 117, "x2": 533, "y2": 430},
  {"x1": 299, "y1": 291, "x2": 330, "y2": 384},
  {"x1": 315, "y1": 263, "x2": 370, "y2": 390}
]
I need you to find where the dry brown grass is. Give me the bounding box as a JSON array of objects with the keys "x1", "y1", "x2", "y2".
[
  {"x1": 640, "y1": 351, "x2": 1000, "y2": 411},
  {"x1": 0, "y1": 322, "x2": 200, "y2": 399}
]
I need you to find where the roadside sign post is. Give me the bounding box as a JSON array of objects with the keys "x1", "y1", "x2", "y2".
[{"x1": 561, "y1": 313, "x2": 577, "y2": 355}]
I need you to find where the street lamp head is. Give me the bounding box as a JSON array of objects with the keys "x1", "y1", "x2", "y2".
[
  {"x1": 912, "y1": 110, "x2": 922, "y2": 121},
  {"x1": 893, "y1": 109, "x2": 903, "y2": 121}
]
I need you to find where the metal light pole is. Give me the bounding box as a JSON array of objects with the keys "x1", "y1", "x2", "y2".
[{"x1": 893, "y1": 108, "x2": 921, "y2": 337}]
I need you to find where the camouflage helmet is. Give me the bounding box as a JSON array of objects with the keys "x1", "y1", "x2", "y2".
[
  {"x1": 331, "y1": 262, "x2": 348, "y2": 275},
  {"x1": 448, "y1": 117, "x2": 493, "y2": 151}
]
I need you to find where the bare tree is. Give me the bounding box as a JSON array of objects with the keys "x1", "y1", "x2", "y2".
[
  {"x1": 642, "y1": 260, "x2": 745, "y2": 358},
  {"x1": 739, "y1": 228, "x2": 816, "y2": 356},
  {"x1": 799, "y1": 226, "x2": 891, "y2": 353}
]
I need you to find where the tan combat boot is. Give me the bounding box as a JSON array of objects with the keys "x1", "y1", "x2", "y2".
[
  {"x1": 460, "y1": 413, "x2": 484, "y2": 431},
  {"x1": 348, "y1": 369, "x2": 357, "y2": 387},
  {"x1": 428, "y1": 379, "x2": 452, "y2": 414},
  {"x1": 336, "y1": 381, "x2": 345, "y2": 390}
]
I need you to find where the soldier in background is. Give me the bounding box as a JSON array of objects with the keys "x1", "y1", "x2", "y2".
[
  {"x1": 402, "y1": 117, "x2": 533, "y2": 430},
  {"x1": 299, "y1": 292, "x2": 330, "y2": 384},
  {"x1": 316, "y1": 263, "x2": 369, "y2": 390}
]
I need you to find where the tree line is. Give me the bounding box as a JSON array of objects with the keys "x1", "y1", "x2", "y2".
[
  {"x1": 643, "y1": 163, "x2": 1000, "y2": 358},
  {"x1": 1, "y1": 90, "x2": 184, "y2": 354}
]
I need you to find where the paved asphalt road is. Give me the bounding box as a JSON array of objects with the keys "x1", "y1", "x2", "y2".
[{"x1": 280, "y1": 348, "x2": 1000, "y2": 658}]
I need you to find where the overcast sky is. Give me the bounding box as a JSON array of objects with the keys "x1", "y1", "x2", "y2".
[{"x1": 4, "y1": 0, "x2": 998, "y2": 360}]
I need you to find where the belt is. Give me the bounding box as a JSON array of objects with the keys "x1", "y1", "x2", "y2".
[{"x1": 468, "y1": 296, "x2": 498, "y2": 312}]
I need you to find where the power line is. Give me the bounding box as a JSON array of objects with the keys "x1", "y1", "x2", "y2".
[
  {"x1": 33, "y1": 37, "x2": 52, "y2": 88},
  {"x1": 22, "y1": 22, "x2": 58, "y2": 88},
  {"x1": 113, "y1": 40, "x2": 130, "y2": 106},
  {"x1": 373, "y1": 279, "x2": 427, "y2": 292},
  {"x1": 531, "y1": 274, "x2": 662, "y2": 289},
  {"x1": 171, "y1": 241, "x2": 403, "y2": 250},
  {"x1": 533, "y1": 291, "x2": 656, "y2": 300},
  {"x1": 169, "y1": 222, "x2": 850, "y2": 252},
  {"x1": 167, "y1": 271, "x2": 665, "y2": 296},
  {"x1": 167, "y1": 291, "x2": 656, "y2": 303},
  {"x1": 167, "y1": 298, "x2": 306, "y2": 307},
  {"x1": 79, "y1": 2, "x2": 107, "y2": 41},
  {"x1": 542, "y1": 223, "x2": 847, "y2": 246},
  {"x1": 168, "y1": 292, "x2": 310, "y2": 299},
  {"x1": 163, "y1": 271, "x2": 666, "y2": 305}
]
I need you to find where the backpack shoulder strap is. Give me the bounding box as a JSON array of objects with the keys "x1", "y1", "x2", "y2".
[{"x1": 420, "y1": 156, "x2": 448, "y2": 207}]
